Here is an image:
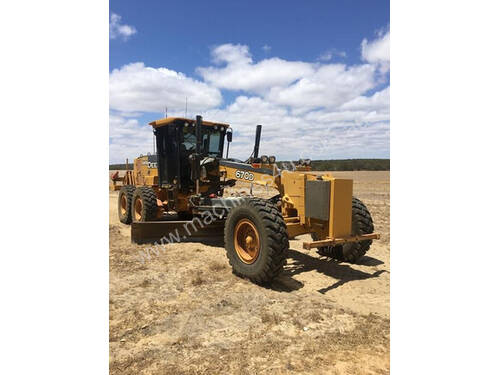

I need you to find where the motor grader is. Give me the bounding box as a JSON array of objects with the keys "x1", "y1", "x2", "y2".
[{"x1": 117, "y1": 115, "x2": 379, "y2": 284}]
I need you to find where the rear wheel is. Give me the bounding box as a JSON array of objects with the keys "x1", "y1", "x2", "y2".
[
  {"x1": 118, "y1": 185, "x2": 135, "y2": 224},
  {"x1": 224, "y1": 198, "x2": 288, "y2": 284},
  {"x1": 314, "y1": 197, "x2": 374, "y2": 263},
  {"x1": 341, "y1": 197, "x2": 374, "y2": 263},
  {"x1": 132, "y1": 186, "x2": 158, "y2": 222},
  {"x1": 314, "y1": 237, "x2": 343, "y2": 259}
]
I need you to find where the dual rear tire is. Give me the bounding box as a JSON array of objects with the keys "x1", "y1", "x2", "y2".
[
  {"x1": 118, "y1": 186, "x2": 157, "y2": 223},
  {"x1": 131, "y1": 186, "x2": 157, "y2": 222},
  {"x1": 118, "y1": 185, "x2": 135, "y2": 224}
]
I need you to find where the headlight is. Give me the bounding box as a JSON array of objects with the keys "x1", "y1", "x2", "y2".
[
  {"x1": 184, "y1": 122, "x2": 189, "y2": 127},
  {"x1": 214, "y1": 126, "x2": 218, "y2": 130},
  {"x1": 261, "y1": 155, "x2": 269, "y2": 163},
  {"x1": 269, "y1": 156, "x2": 276, "y2": 164}
]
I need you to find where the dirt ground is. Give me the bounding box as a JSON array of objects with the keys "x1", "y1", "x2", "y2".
[{"x1": 109, "y1": 171, "x2": 390, "y2": 374}]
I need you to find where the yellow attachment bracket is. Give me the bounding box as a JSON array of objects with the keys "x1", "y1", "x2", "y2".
[{"x1": 302, "y1": 233, "x2": 380, "y2": 250}]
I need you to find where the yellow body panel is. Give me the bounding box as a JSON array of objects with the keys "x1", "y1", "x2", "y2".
[
  {"x1": 131, "y1": 156, "x2": 158, "y2": 186},
  {"x1": 277, "y1": 173, "x2": 353, "y2": 240},
  {"x1": 149, "y1": 117, "x2": 230, "y2": 129},
  {"x1": 220, "y1": 165, "x2": 355, "y2": 241},
  {"x1": 329, "y1": 178, "x2": 353, "y2": 238},
  {"x1": 286, "y1": 222, "x2": 309, "y2": 238},
  {"x1": 220, "y1": 165, "x2": 279, "y2": 188},
  {"x1": 279, "y1": 171, "x2": 307, "y2": 224}
]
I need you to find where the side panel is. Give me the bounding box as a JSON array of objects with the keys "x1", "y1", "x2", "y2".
[
  {"x1": 329, "y1": 178, "x2": 353, "y2": 238},
  {"x1": 133, "y1": 155, "x2": 158, "y2": 186},
  {"x1": 220, "y1": 160, "x2": 278, "y2": 188},
  {"x1": 280, "y1": 171, "x2": 306, "y2": 224},
  {"x1": 305, "y1": 180, "x2": 330, "y2": 221}
]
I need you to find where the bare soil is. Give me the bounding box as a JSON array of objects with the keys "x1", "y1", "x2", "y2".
[{"x1": 109, "y1": 171, "x2": 390, "y2": 374}]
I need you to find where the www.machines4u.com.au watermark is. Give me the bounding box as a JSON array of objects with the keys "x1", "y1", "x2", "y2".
[
  {"x1": 135, "y1": 159, "x2": 312, "y2": 264},
  {"x1": 136, "y1": 197, "x2": 246, "y2": 264}
]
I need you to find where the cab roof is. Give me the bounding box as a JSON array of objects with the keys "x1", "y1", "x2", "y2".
[{"x1": 149, "y1": 117, "x2": 230, "y2": 129}]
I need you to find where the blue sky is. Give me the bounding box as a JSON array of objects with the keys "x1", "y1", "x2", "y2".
[{"x1": 109, "y1": 0, "x2": 390, "y2": 163}]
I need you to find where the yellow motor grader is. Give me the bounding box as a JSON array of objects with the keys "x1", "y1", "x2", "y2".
[{"x1": 117, "y1": 115, "x2": 379, "y2": 284}]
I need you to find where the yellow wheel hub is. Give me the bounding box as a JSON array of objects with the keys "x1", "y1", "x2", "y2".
[
  {"x1": 234, "y1": 219, "x2": 260, "y2": 264},
  {"x1": 134, "y1": 197, "x2": 143, "y2": 221},
  {"x1": 120, "y1": 194, "x2": 127, "y2": 216}
]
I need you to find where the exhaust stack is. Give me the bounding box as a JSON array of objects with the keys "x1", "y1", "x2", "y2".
[{"x1": 253, "y1": 125, "x2": 262, "y2": 159}]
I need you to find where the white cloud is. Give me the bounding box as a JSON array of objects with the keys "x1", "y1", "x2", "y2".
[
  {"x1": 361, "y1": 30, "x2": 390, "y2": 72},
  {"x1": 341, "y1": 86, "x2": 390, "y2": 111},
  {"x1": 267, "y1": 63, "x2": 377, "y2": 109},
  {"x1": 201, "y1": 92, "x2": 390, "y2": 161},
  {"x1": 198, "y1": 43, "x2": 378, "y2": 110},
  {"x1": 318, "y1": 49, "x2": 347, "y2": 62},
  {"x1": 109, "y1": 114, "x2": 154, "y2": 163},
  {"x1": 262, "y1": 44, "x2": 272, "y2": 52},
  {"x1": 109, "y1": 62, "x2": 222, "y2": 113},
  {"x1": 109, "y1": 13, "x2": 137, "y2": 41},
  {"x1": 204, "y1": 96, "x2": 296, "y2": 136},
  {"x1": 197, "y1": 44, "x2": 315, "y2": 93},
  {"x1": 318, "y1": 51, "x2": 333, "y2": 62},
  {"x1": 110, "y1": 32, "x2": 390, "y2": 162},
  {"x1": 110, "y1": 91, "x2": 390, "y2": 162}
]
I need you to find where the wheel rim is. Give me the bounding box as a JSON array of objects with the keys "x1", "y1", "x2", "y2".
[
  {"x1": 234, "y1": 219, "x2": 260, "y2": 264},
  {"x1": 120, "y1": 194, "x2": 127, "y2": 216},
  {"x1": 134, "y1": 197, "x2": 143, "y2": 221}
]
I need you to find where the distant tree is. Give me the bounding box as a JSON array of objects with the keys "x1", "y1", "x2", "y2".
[{"x1": 111, "y1": 159, "x2": 390, "y2": 171}]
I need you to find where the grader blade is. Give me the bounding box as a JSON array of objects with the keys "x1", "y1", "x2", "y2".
[{"x1": 131, "y1": 220, "x2": 225, "y2": 245}]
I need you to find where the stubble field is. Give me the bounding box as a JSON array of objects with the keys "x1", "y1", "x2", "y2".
[{"x1": 109, "y1": 170, "x2": 390, "y2": 374}]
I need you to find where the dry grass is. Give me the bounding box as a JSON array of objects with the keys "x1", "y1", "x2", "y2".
[
  {"x1": 260, "y1": 310, "x2": 283, "y2": 325},
  {"x1": 190, "y1": 272, "x2": 205, "y2": 286},
  {"x1": 208, "y1": 261, "x2": 227, "y2": 272}
]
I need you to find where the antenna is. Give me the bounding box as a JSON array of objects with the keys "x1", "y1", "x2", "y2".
[
  {"x1": 185, "y1": 97, "x2": 188, "y2": 118},
  {"x1": 165, "y1": 106, "x2": 168, "y2": 118}
]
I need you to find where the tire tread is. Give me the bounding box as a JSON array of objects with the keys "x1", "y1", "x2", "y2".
[
  {"x1": 132, "y1": 186, "x2": 157, "y2": 222},
  {"x1": 118, "y1": 185, "x2": 135, "y2": 224},
  {"x1": 224, "y1": 197, "x2": 288, "y2": 284}
]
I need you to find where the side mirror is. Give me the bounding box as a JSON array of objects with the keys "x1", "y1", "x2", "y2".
[{"x1": 226, "y1": 130, "x2": 232, "y2": 142}]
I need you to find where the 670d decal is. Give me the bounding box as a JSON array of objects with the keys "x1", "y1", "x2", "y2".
[{"x1": 235, "y1": 170, "x2": 254, "y2": 181}]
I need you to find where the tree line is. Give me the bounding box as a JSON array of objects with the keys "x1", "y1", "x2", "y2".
[
  {"x1": 110, "y1": 158, "x2": 389, "y2": 171},
  {"x1": 301, "y1": 159, "x2": 390, "y2": 171},
  {"x1": 109, "y1": 163, "x2": 130, "y2": 170}
]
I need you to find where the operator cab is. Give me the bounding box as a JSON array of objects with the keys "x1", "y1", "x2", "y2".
[{"x1": 149, "y1": 117, "x2": 230, "y2": 190}]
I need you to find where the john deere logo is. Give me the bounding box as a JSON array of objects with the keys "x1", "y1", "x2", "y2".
[
  {"x1": 142, "y1": 161, "x2": 157, "y2": 169},
  {"x1": 235, "y1": 170, "x2": 254, "y2": 181}
]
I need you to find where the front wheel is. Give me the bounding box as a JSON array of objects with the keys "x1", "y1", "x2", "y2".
[{"x1": 224, "y1": 198, "x2": 288, "y2": 284}]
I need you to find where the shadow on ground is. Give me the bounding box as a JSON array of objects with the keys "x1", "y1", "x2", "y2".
[
  {"x1": 271, "y1": 248, "x2": 387, "y2": 294},
  {"x1": 134, "y1": 235, "x2": 387, "y2": 294}
]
